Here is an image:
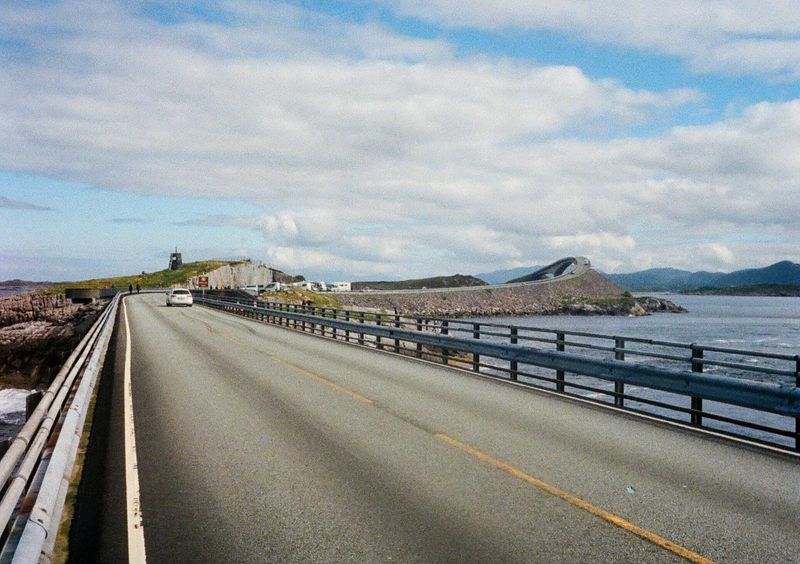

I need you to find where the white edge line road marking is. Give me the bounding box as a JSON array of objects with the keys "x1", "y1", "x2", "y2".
[{"x1": 123, "y1": 299, "x2": 147, "y2": 563}]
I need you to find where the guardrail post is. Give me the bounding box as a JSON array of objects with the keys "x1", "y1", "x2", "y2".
[
  {"x1": 394, "y1": 314, "x2": 401, "y2": 353},
  {"x1": 614, "y1": 338, "x2": 625, "y2": 407},
  {"x1": 691, "y1": 345, "x2": 704, "y2": 426},
  {"x1": 358, "y1": 311, "x2": 365, "y2": 345},
  {"x1": 416, "y1": 318, "x2": 423, "y2": 358},
  {"x1": 795, "y1": 356, "x2": 799, "y2": 451},
  {"x1": 556, "y1": 331, "x2": 565, "y2": 392},
  {"x1": 441, "y1": 321, "x2": 449, "y2": 365},
  {"x1": 376, "y1": 314, "x2": 384, "y2": 350},
  {"x1": 472, "y1": 323, "x2": 480, "y2": 372},
  {"x1": 26, "y1": 392, "x2": 43, "y2": 420},
  {"x1": 510, "y1": 327, "x2": 518, "y2": 381}
]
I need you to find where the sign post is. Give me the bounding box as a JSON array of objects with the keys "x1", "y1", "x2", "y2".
[{"x1": 198, "y1": 276, "x2": 209, "y2": 299}]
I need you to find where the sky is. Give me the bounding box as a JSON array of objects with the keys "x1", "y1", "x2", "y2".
[{"x1": 1, "y1": 1, "x2": 799, "y2": 282}]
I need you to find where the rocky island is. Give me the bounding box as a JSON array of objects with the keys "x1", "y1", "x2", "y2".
[{"x1": 335, "y1": 269, "x2": 686, "y2": 318}]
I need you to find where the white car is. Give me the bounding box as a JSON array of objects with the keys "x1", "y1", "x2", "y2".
[{"x1": 166, "y1": 288, "x2": 193, "y2": 307}]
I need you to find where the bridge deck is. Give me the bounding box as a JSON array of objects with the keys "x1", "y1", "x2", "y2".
[{"x1": 80, "y1": 293, "x2": 799, "y2": 562}]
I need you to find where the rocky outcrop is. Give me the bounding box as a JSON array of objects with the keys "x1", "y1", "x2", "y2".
[
  {"x1": 0, "y1": 293, "x2": 103, "y2": 389},
  {"x1": 188, "y1": 262, "x2": 301, "y2": 289},
  {"x1": 637, "y1": 296, "x2": 688, "y2": 313},
  {"x1": 558, "y1": 299, "x2": 648, "y2": 316},
  {"x1": 0, "y1": 293, "x2": 81, "y2": 328}
]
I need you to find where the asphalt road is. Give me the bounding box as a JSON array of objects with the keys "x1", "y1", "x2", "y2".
[{"x1": 94, "y1": 293, "x2": 800, "y2": 562}]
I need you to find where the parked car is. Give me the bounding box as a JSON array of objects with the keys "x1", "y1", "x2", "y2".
[{"x1": 166, "y1": 288, "x2": 193, "y2": 307}]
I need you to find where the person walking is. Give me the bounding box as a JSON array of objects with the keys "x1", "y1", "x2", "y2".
[
  {"x1": 128, "y1": 283, "x2": 133, "y2": 295},
  {"x1": 136, "y1": 281, "x2": 141, "y2": 294}
]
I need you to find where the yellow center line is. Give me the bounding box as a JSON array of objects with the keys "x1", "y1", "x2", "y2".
[
  {"x1": 202, "y1": 312, "x2": 709, "y2": 562},
  {"x1": 269, "y1": 355, "x2": 374, "y2": 404},
  {"x1": 203, "y1": 322, "x2": 374, "y2": 405},
  {"x1": 434, "y1": 433, "x2": 714, "y2": 564}
]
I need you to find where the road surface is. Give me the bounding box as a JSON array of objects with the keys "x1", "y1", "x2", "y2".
[{"x1": 83, "y1": 293, "x2": 800, "y2": 562}]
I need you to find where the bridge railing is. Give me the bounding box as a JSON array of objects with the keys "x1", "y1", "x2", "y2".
[
  {"x1": 0, "y1": 293, "x2": 121, "y2": 561},
  {"x1": 196, "y1": 296, "x2": 800, "y2": 453}
]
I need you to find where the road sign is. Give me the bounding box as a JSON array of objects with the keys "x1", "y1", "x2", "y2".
[{"x1": 198, "y1": 276, "x2": 209, "y2": 288}]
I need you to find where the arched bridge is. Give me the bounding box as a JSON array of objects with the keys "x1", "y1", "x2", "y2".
[{"x1": 506, "y1": 256, "x2": 591, "y2": 284}]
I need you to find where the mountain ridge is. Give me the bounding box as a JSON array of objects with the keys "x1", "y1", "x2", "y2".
[{"x1": 605, "y1": 260, "x2": 800, "y2": 291}]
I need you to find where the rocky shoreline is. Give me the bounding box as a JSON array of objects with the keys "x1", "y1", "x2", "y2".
[
  {"x1": 558, "y1": 296, "x2": 687, "y2": 317},
  {"x1": 0, "y1": 293, "x2": 103, "y2": 389}
]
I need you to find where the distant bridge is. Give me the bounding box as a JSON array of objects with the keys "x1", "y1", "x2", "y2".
[
  {"x1": 335, "y1": 256, "x2": 594, "y2": 297},
  {"x1": 506, "y1": 256, "x2": 591, "y2": 283}
]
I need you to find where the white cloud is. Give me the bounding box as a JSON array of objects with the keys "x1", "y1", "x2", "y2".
[
  {"x1": 698, "y1": 243, "x2": 736, "y2": 266},
  {"x1": 384, "y1": 1, "x2": 800, "y2": 79},
  {"x1": 259, "y1": 213, "x2": 299, "y2": 240},
  {"x1": 1, "y1": 1, "x2": 798, "y2": 279}
]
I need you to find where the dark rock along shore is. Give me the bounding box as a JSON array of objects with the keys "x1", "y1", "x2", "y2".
[{"x1": 0, "y1": 293, "x2": 103, "y2": 389}]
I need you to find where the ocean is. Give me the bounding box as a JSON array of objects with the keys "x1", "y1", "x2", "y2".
[
  {"x1": 466, "y1": 294, "x2": 800, "y2": 447},
  {"x1": 0, "y1": 285, "x2": 45, "y2": 298},
  {"x1": 0, "y1": 389, "x2": 29, "y2": 441},
  {"x1": 472, "y1": 294, "x2": 800, "y2": 362}
]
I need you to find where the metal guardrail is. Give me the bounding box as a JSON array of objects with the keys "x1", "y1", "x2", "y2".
[
  {"x1": 0, "y1": 293, "x2": 120, "y2": 562},
  {"x1": 198, "y1": 295, "x2": 800, "y2": 453}
]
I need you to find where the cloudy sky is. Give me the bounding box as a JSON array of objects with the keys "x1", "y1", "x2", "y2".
[{"x1": 1, "y1": 1, "x2": 799, "y2": 281}]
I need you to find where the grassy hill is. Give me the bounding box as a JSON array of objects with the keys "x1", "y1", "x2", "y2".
[
  {"x1": 43, "y1": 260, "x2": 240, "y2": 294},
  {"x1": 352, "y1": 274, "x2": 486, "y2": 291}
]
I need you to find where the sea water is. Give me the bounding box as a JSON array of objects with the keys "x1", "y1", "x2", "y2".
[
  {"x1": 0, "y1": 389, "x2": 29, "y2": 441},
  {"x1": 467, "y1": 295, "x2": 800, "y2": 447},
  {"x1": 475, "y1": 295, "x2": 800, "y2": 359}
]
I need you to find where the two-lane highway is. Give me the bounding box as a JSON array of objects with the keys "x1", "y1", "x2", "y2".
[{"x1": 88, "y1": 293, "x2": 800, "y2": 562}]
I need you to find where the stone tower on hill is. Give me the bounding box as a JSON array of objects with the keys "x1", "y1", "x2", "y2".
[{"x1": 169, "y1": 248, "x2": 182, "y2": 270}]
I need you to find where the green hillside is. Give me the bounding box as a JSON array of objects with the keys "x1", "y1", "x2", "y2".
[
  {"x1": 43, "y1": 260, "x2": 240, "y2": 294},
  {"x1": 352, "y1": 274, "x2": 486, "y2": 291}
]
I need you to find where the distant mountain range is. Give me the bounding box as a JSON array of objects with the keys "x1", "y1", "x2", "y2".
[
  {"x1": 605, "y1": 261, "x2": 800, "y2": 292},
  {"x1": 0, "y1": 279, "x2": 52, "y2": 286},
  {"x1": 473, "y1": 260, "x2": 800, "y2": 293}
]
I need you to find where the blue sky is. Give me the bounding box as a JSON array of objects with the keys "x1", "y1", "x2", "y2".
[{"x1": 2, "y1": 1, "x2": 799, "y2": 281}]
